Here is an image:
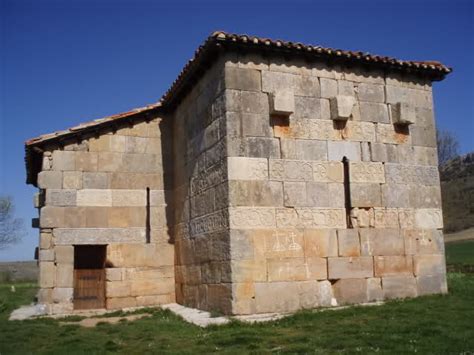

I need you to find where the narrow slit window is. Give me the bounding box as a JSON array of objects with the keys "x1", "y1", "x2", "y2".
[
  {"x1": 342, "y1": 157, "x2": 352, "y2": 228},
  {"x1": 146, "y1": 187, "x2": 151, "y2": 243}
]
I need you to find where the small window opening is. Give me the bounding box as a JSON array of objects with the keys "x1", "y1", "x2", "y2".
[
  {"x1": 342, "y1": 156, "x2": 352, "y2": 228},
  {"x1": 146, "y1": 187, "x2": 151, "y2": 244}
]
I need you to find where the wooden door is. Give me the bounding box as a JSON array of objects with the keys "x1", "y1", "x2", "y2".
[
  {"x1": 73, "y1": 245, "x2": 106, "y2": 310},
  {"x1": 73, "y1": 269, "x2": 105, "y2": 310}
]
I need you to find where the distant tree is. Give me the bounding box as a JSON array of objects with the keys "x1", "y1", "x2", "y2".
[
  {"x1": 0, "y1": 196, "x2": 24, "y2": 250},
  {"x1": 437, "y1": 129, "x2": 460, "y2": 167}
]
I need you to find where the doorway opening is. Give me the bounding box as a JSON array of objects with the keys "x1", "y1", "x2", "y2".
[{"x1": 73, "y1": 245, "x2": 106, "y2": 310}]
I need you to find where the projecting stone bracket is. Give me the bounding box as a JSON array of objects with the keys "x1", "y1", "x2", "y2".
[
  {"x1": 329, "y1": 95, "x2": 356, "y2": 121},
  {"x1": 269, "y1": 90, "x2": 295, "y2": 116},
  {"x1": 391, "y1": 102, "x2": 416, "y2": 126}
]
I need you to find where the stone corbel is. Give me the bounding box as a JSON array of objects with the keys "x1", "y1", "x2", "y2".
[
  {"x1": 391, "y1": 102, "x2": 416, "y2": 126},
  {"x1": 269, "y1": 90, "x2": 295, "y2": 116},
  {"x1": 329, "y1": 95, "x2": 355, "y2": 121}
]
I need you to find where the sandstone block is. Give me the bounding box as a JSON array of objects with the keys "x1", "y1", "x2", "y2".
[
  {"x1": 332, "y1": 278, "x2": 368, "y2": 305},
  {"x1": 229, "y1": 207, "x2": 276, "y2": 229},
  {"x1": 413, "y1": 255, "x2": 446, "y2": 276},
  {"x1": 39, "y1": 249, "x2": 54, "y2": 261},
  {"x1": 254, "y1": 281, "x2": 300, "y2": 313},
  {"x1": 320, "y1": 78, "x2": 338, "y2": 98},
  {"x1": 130, "y1": 278, "x2": 175, "y2": 297},
  {"x1": 38, "y1": 171, "x2": 63, "y2": 189},
  {"x1": 269, "y1": 90, "x2": 295, "y2": 115},
  {"x1": 295, "y1": 140, "x2": 327, "y2": 161},
  {"x1": 37, "y1": 288, "x2": 53, "y2": 304},
  {"x1": 98, "y1": 152, "x2": 124, "y2": 172},
  {"x1": 40, "y1": 206, "x2": 65, "y2": 228},
  {"x1": 52, "y1": 288, "x2": 73, "y2": 303},
  {"x1": 298, "y1": 280, "x2": 321, "y2": 309},
  {"x1": 107, "y1": 297, "x2": 137, "y2": 309},
  {"x1": 261, "y1": 70, "x2": 320, "y2": 97},
  {"x1": 330, "y1": 95, "x2": 355, "y2": 121},
  {"x1": 318, "y1": 280, "x2": 335, "y2": 307},
  {"x1": 416, "y1": 274, "x2": 447, "y2": 296},
  {"x1": 360, "y1": 228, "x2": 404, "y2": 256},
  {"x1": 267, "y1": 257, "x2": 327, "y2": 281},
  {"x1": 55, "y1": 245, "x2": 74, "y2": 264},
  {"x1": 350, "y1": 183, "x2": 382, "y2": 207},
  {"x1": 39, "y1": 262, "x2": 55, "y2": 288},
  {"x1": 75, "y1": 152, "x2": 98, "y2": 172},
  {"x1": 374, "y1": 208, "x2": 400, "y2": 229},
  {"x1": 111, "y1": 189, "x2": 146, "y2": 207},
  {"x1": 106, "y1": 280, "x2": 131, "y2": 298},
  {"x1": 409, "y1": 186, "x2": 442, "y2": 209},
  {"x1": 260, "y1": 229, "x2": 304, "y2": 259},
  {"x1": 85, "y1": 207, "x2": 109, "y2": 227},
  {"x1": 350, "y1": 208, "x2": 375, "y2": 228},
  {"x1": 328, "y1": 257, "x2": 373, "y2": 279},
  {"x1": 341, "y1": 121, "x2": 376, "y2": 142},
  {"x1": 83, "y1": 172, "x2": 109, "y2": 189},
  {"x1": 337, "y1": 229, "x2": 360, "y2": 257},
  {"x1": 376, "y1": 123, "x2": 410, "y2": 145},
  {"x1": 244, "y1": 137, "x2": 280, "y2": 159},
  {"x1": 349, "y1": 162, "x2": 385, "y2": 183},
  {"x1": 56, "y1": 263, "x2": 74, "y2": 287},
  {"x1": 303, "y1": 229, "x2": 336, "y2": 258},
  {"x1": 359, "y1": 102, "x2": 389, "y2": 124},
  {"x1": 40, "y1": 233, "x2": 52, "y2": 249},
  {"x1": 382, "y1": 276, "x2": 417, "y2": 299},
  {"x1": 284, "y1": 181, "x2": 306, "y2": 207},
  {"x1": 225, "y1": 66, "x2": 261, "y2": 91},
  {"x1": 391, "y1": 102, "x2": 416, "y2": 125},
  {"x1": 240, "y1": 91, "x2": 269, "y2": 115},
  {"x1": 367, "y1": 277, "x2": 384, "y2": 302},
  {"x1": 314, "y1": 161, "x2": 344, "y2": 182},
  {"x1": 374, "y1": 256, "x2": 413, "y2": 277},
  {"x1": 382, "y1": 184, "x2": 410, "y2": 208},
  {"x1": 306, "y1": 182, "x2": 344, "y2": 208},
  {"x1": 294, "y1": 96, "x2": 322, "y2": 119},
  {"x1": 106, "y1": 268, "x2": 124, "y2": 281},
  {"x1": 358, "y1": 83, "x2": 385, "y2": 103},
  {"x1": 241, "y1": 113, "x2": 272, "y2": 137},
  {"x1": 76, "y1": 189, "x2": 112, "y2": 207},
  {"x1": 404, "y1": 229, "x2": 444, "y2": 255},
  {"x1": 125, "y1": 136, "x2": 148, "y2": 154},
  {"x1": 136, "y1": 294, "x2": 174, "y2": 307},
  {"x1": 54, "y1": 228, "x2": 147, "y2": 245},
  {"x1": 63, "y1": 171, "x2": 83, "y2": 189},
  {"x1": 327, "y1": 141, "x2": 361, "y2": 161},
  {"x1": 45, "y1": 189, "x2": 77, "y2": 207},
  {"x1": 414, "y1": 209, "x2": 443, "y2": 229},
  {"x1": 320, "y1": 99, "x2": 331, "y2": 120},
  {"x1": 52, "y1": 151, "x2": 76, "y2": 171},
  {"x1": 231, "y1": 259, "x2": 267, "y2": 283},
  {"x1": 338, "y1": 80, "x2": 354, "y2": 96},
  {"x1": 229, "y1": 180, "x2": 283, "y2": 207}
]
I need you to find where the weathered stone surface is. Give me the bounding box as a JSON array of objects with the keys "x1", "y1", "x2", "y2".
[
  {"x1": 338, "y1": 80, "x2": 354, "y2": 96},
  {"x1": 376, "y1": 123, "x2": 410, "y2": 145},
  {"x1": 52, "y1": 288, "x2": 73, "y2": 303},
  {"x1": 328, "y1": 257, "x2": 373, "y2": 279},
  {"x1": 391, "y1": 102, "x2": 416, "y2": 125},
  {"x1": 244, "y1": 137, "x2": 280, "y2": 158},
  {"x1": 294, "y1": 96, "x2": 321, "y2": 119},
  {"x1": 55, "y1": 245, "x2": 74, "y2": 264},
  {"x1": 75, "y1": 152, "x2": 98, "y2": 172},
  {"x1": 404, "y1": 229, "x2": 444, "y2": 255},
  {"x1": 38, "y1": 171, "x2": 63, "y2": 189},
  {"x1": 56, "y1": 263, "x2": 74, "y2": 287},
  {"x1": 267, "y1": 257, "x2": 327, "y2": 281},
  {"x1": 39, "y1": 249, "x2": 54, "y2": 261},
  {"x1": 225, "y1": 67, "x2": 261, "y2": 91},
  {"x1": 40, "y1": 232, "x2": 52, "y2": 249},
  {"x1": 294, "y1": 140, "x2": 327, "y2": 161},
  {"x1": 283, "y1": 182, "x2": 306, "y2": 207},
  {"x1": 327, "y1": 141, "x2": 361, "y2": 161},
  {"x1": 270, "y1": 159, "x2": 313, "y2": 181},
  {"x1": 333, "y1": 278, "x2": 368, "y2": 304},
  {"x1": 360, "y1": 228, "x2": 404, "y2": 256},
  {"x1": 413, "y1": 255, "x2": 446, "y2": 276},
  {"x1": 341, "y1": 121, "x2": 376, "y2": 142},
  {"x1": 52, "y1": 151, "x2": 76, "y2": 171},
  {"x1": 240, "y1": 113, "x2": 272, "y2": 137},
  {"x1": 230, "y1": 180, "x2": 283, "y2": 207},
  {"x1": 306, "y1": 182, "x2": 344, "y2": 208},
  {"x1": 374, "y1": 256, "x2": 413, "y2": 277},
  {"x1": 359, "y1": 102, "x2": 389, "y2": 124},
  {"x1": 261, "y1": 71, "x2": 320, "y2": 97},
  {"x1": 320, "y1": 78, "x2": 338, "y2": 98},
  {"x1": 76, "y1": 189, "x2": 112, "y2": 207},
  {"x1": 374, "y1": 208, "x2": 400, "y2": 228},
  {"x1": 112, "y1": 190, "x2": 147, "y2": 207},
  {"x1": 414, "y1": 209, "x2": 443, "y2": 229},
  {"x1": 54, "y1": 228, "x2": 147, "y2": 245},
  {"x1": 409, "y1": 185, "x2": 442, "y2": 209},
  {"x1": 349, "y1": 162, "x2": 385, "y2": 183},
  {"x1": 107, "y1": 297, "x2": 137, "y2": 309},
  {"x1": 106, "y1": 268, "x2": 124, "y2": 281},
  {"x1": 229, "y1": 208, "x2": 275, "y2": 229},
  {"x1": 337, "y1": 229, "x2": 360, "y2": 257},
  {"x1": 63, "y1": 171, "x2": 82, "y2": 189},
  {"x1": 350, "y1": 208, "x2": 375, "y2": 228},
  {"x1": 40, "y1": 206, "x2": 64, "y2": 228},
  {"x1": 83, "y1": 172, "x2": 109, "y2": 189},
  {"x1": 416, "y1": 274, "x2": 447, "y2": 295},
  {"x1": 39, "y1": 262, "x2": 55, "y2": 288},
  {"x1": 350, "y1": 183, "x2": 382, "y2": 207},
  {"x1": 276, "y1": 208, "x2": 346, "y2": 228},
  {"x1": 269, "y1": 90, "x2": 295, "y2": 115},
  {"x1": 45, "y1": 189, "x2": 77, "y2": 207},
  {"x1": 382, "y1": 184, "x2": 410, "y2": 208},
  {"x1": 358, "y1": 83, "x2": 385, "y2": 103},
  {"x1": 367, "y1": 278, "x2": 383, "y2": 302},
  {"x1": 330, "y1": 95, "x2": 355, "y2": 121},
  {"x1": 254, "y1": 281, "x2": 300, "y2": 313},
  {"x1": 304, "y1": 229, "x2": 338, "y2": 257},
  {"x1": 382, "y1": 276, "x2": 417, "y2": 299}
]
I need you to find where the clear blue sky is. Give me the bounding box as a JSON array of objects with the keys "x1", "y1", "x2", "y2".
[{"x1": 1, "y1": 0, "x2": 473, "y2": 261}]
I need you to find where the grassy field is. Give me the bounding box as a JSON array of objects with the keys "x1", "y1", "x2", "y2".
[
  {"x1": 0, "y1": 273, "x2": 473, "y2": 354},
  {"x1": 445, "y1": 239, "x2": 474, "y2": 266}
]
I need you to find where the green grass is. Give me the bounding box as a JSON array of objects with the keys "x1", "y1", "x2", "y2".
[
  {"x1": 1, "y1": 274, "x2": 474, "y2": 354},
  {"x1": 446, "y1": 240, "x2": 474, "y2": 266}
]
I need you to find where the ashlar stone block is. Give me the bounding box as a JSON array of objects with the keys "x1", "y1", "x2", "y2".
[
  {"x1": 327, "y1": 141, "x2": 361, "y2": 161},
  {"x1": 55, "y1": 245, "x2": 74, "y2": 264},
  {"x1": 357, "y1": 83, "x2": 385, "y2": 103},
  {"x1": 350, "y1": 183, "x2": 382, "y2": 207},
  {"x1": 45, "y1": 189, "x2": 77, "y2": 207},
  {"x1": 413, "y1": 255, "x2": 446, "y2": 276},
  {"x1": 349, "y1": 162, "x2": 385, "y2": 183},
  {"x1": 76, "y1": 189, "x2": 112, "y2": 207},
  {"x1": 329, "y1": 95, "x2": 355, "y2": 121},
  {"x1": 227, "y1": 157, "x2": 268, "y2": 180},
  {"x1": 382, "y1": 276, "x2": 417, "y2": 299},
  {"x1": 337, "y1": 229, "x2": 360, "y2": 257},
  {"x1": 39, "y1": 262, "x2": 55, "y2": 288},
  {"x1": 304, "y1": 229, "x2": 338, "y2": 257},
  {"x1": 284, "y1": 181, "x2": 306, "y2": 207},
  {"x1": 374, "y1": 256, "x2": 413, "y2": 277},
  {"x1": 63, "y1": 171, "x2": 83, "y2": 189},
  {"x1": 328, "y1": 257, "x2": 374, "y2": 279},
  {"x1": 320, "y1": 78, "x2": 338, "y2": 98},
  {"x1": 416, "y1": 274, "x2": 447, "y2": 295},
  {"x1": 56, "y1": 263, "x2": 74, "y2": 287},
  {"x1": 52, "y1": 288, "x2": 73, "y2": 303},
  {"x1": 38, "y1": 171, "x2": 63, "y2": 189},
  {"x1": 414, "y1": 209, "x2": 443, "y2": 229},
  {"x1": 360, "y1": 228, "x2": 404, "y2": 256},
  {"x1": 269, "y1": 90, "x2": 295, "y2": 115},
  {"x1": 359, "y1": 102, "x2": 389, "y2": 123},
  {"x1": 267, "y1": 257, "x2": 327, "y2": 281},
  {"x1": 225, "y1": 66, "x2": 262, "y2": 92},
  {"x1": 332, "y1": 278, "x2": 369, "y2": 305},
  {"x1": 52, "y1": 151, "x2": 76, "y2": 171}
]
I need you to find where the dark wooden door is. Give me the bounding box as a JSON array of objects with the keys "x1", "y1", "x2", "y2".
[{"x1": 73, "y1": 269, "x2": 105, "y2": 310}]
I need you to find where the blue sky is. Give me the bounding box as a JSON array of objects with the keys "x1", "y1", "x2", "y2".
[{"x1": 1, "y1": 0, "x2": 473, "y2": 261}]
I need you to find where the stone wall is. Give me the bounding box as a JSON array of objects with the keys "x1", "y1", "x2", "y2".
[
  {"x1": 35, "y1": 118, "x2": 174, "y2": 314},
  {"x1": 222, "y1": 52, "x2": 447, "y2": 314},
  {"x1": 171, "y1": 58, "x2": 233, "y2": 314}
]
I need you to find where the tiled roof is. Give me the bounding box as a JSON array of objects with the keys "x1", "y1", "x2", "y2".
[{"x1": 25, "y1": 31, "x2": 452, "y2": 184}]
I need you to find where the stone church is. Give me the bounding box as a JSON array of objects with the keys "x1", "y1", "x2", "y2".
[{"x1": 25, "y1": 32, "x2": 451, "y2": 315}]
